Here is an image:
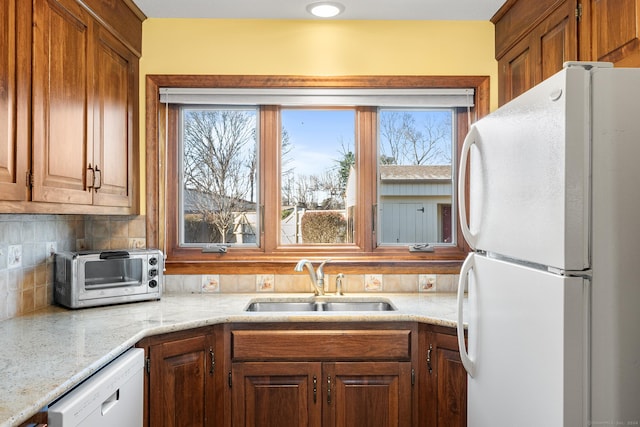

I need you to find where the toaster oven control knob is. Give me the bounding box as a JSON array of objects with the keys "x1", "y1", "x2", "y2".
[
  {"x1": 149, "y1": 279, "x2": 158, "y2": 288},
  {"x1": 149, "y1": 257, "x2": 158, "y2": 266},
  {"x1": 149, "y1": 268, "x2": 158, "y2": 278}
]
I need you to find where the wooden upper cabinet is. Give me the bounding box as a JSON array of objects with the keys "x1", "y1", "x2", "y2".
[
  {"x1": 584, "y1": 0, "x2": 640, "y2": 66},
  {"x1": 0, "y1": 0, "x2": 30, "y2": 201},
  {"x1": 32, "y1": 0, "x2": 94, "y2": 205},
  {"x1": 495, "y1": 0, "x2": 640, "y2": 105},
  {"x1": 495, "y1": 0, "x2": 578, "y2": 105},
  {"x1": 92, "y1": 26, "x2": 136, "y2": 207},
  {"x1": 497, "y1": 35, "x2": 535, "y2": 104},
  {"x1": 32, "y1": 0, "x2": 138, "y2": 208},
  {"x1": 1, "y1": 0, "x2": 141, "y2": 212}
]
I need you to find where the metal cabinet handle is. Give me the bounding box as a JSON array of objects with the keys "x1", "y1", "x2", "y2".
[
  {"x1": 427, "y1": 344, "x2": 433, "y2": 373},
  {"x1": 209, "y1": 347, "x2": 215, "y2": 375},
  {"x1": 327, "y1": 376, "x2": 332, "y2": 405},
  {"x1": 313, "y1": 375, "x2": 317, "y2": 403}
]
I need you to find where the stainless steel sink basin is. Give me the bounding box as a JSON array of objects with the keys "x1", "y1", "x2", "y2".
[
  {"x1": 245, "y1": 301, "x2": 318, "y2": 312},
  {"x1": 322, "y1": 301, "x2": 394, "y2": 311},
  {"x1": 245, "y1": 299, "x2": 396, "y2": 312}
]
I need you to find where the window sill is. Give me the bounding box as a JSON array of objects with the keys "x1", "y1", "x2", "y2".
[{"x1": 164, "y1": 247, "x2": 467, "y2": 275}]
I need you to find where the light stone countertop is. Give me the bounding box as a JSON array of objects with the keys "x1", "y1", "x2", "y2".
[{"x1": 0, "y1": 292, "x2": 465, "y2": 427}]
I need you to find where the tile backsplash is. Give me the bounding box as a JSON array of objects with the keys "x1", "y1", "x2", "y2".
[
  {"x1": 165, "y1": 272, "x2": 460, "y2": 294},
  {"x1": 0, "y1": 214, "x2": 146, "y2": 321}
]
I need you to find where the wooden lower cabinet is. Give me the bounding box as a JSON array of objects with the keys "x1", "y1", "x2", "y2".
[
  {"x1": 137, "y1": 322, "x2": 466, "y2": 427},
  {"x1": 137, "y1": 326, "x2": 224, "y2": 427},
  {"x1": 232, "y1": 362, "x2": 322, "y2": 427},
  {"x1": 229, "y1": 322, "x2": 416, "y2": 427},
  {"x1": 324, "y1": 361, "x2": 412, "y2": 427},
  {"x1": 418, "y1": 325, "x2": 467, "y2": 427},
  {"x1": 231, "y1": 361, "x2": 411, "y2": 427}
]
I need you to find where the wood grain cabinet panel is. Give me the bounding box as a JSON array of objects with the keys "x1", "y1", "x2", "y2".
[
  {"x1": 0, "y1": 0, "x2": 29, "y2": 201},
  {"x1": 32, "y1": 0, "x2": 94, "y2": 205},
  {"x1": 92, "y1": 25, "x2": 136, "y2": 207},
  {"x1": 232, "y1": 362, "x2": 322, "y2": 427},
  {"x1": 495, "y1": 0, "x2": 640, "y2": 105},
  {"x1": 417, "y1": 326, "x2": 467, "y2": 427},
  {"x1": 148, "y1": 332, "x2": 218, "y2": 427},
  {"x1": 586, "y1": 0, "x2": 640, "y2": 66},
  {"x1": 495, "y1": 0, "x2": 577, "y2": 105},
  {"x1": 324, "y1": 362, "x2": 412, "y2": 427}
]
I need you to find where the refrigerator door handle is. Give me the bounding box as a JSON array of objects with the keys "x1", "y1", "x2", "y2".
[
  {"x1": 458, "y1": 125, "x2": 479, "y2": 249},
  {"x1": 457, "y1": 253, "x2": 476, "y2": 377}
]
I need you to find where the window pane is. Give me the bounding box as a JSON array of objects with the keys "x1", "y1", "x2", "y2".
[
  {"x1": 378, "y1": 109, "x2": 454, "y2": 245},
  {"x1": 280, "y1": 109, "x2": 356, "y2": 245},
  {"x1": 180, "y1": 107, "x2": 259, "y2": 246}
]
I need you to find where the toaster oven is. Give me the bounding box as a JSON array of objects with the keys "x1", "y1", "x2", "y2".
[{"x1": 54, "y1": 249, "x2": 164, "y2": 309}]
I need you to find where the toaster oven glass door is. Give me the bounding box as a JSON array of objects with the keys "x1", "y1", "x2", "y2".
[{"x1": 80, "y1": 257, "x2": 148, "y2": 299}]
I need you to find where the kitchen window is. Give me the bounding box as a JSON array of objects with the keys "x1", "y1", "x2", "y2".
[{"x1": 146, "y1": 75, "x2": 490, "y2": 274}]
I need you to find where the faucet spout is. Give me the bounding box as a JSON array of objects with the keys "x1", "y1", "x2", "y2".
[{"x1": 294, "y1": 259, "x2": 330, "y2": 296}]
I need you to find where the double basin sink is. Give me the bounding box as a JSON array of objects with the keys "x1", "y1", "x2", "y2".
[{"x1": 245, "y1": 297, "x2": 396, "y2": 312}]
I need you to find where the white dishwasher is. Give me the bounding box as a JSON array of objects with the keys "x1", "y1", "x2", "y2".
[{"x1": 48, "y1": 348, "x2": 144, "y2": 427}]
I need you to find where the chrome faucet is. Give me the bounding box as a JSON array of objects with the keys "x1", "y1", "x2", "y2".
[{"x1": 294, "y1": 259, "x2": 330, "y2": 296}]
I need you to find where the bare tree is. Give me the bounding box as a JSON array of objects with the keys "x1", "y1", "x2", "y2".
[
  {"x1": 280, "y1": 128, "x2": 297, "y2": 206},
  {"x1": 183, "y1": 109, "x2": 256, "y2": 243},
  {"x1": 380, "y1": 111, "x2": 451, "y2": 165},
  {"x1": 294, "y1": 174, "x2": 320, "y2": 208}
]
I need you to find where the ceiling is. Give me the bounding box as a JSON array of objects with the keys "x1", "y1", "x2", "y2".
[{"x1": 131, "y1": 0, "x2": 505, "y2": 21}]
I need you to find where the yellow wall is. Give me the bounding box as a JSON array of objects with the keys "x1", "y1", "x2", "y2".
[{"x1": 139, "y1": 19, "x2": 497, "y2": 212}]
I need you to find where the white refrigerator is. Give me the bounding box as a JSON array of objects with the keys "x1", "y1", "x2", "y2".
[{"x1": 456, "y1": 62, "x2": 640, "y2": 427}]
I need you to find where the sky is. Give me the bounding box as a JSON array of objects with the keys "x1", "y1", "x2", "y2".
[
  {"x1": 281, "y1": 108, "x2": 453, "y2": 178},
  {"x1": 281, "y1": 109, "x2": 355, "y2": 177}
]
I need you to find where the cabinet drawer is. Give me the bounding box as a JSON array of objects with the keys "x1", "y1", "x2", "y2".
[{"x1": 231, "y1": 329, "x2": 412, "y2": 361}]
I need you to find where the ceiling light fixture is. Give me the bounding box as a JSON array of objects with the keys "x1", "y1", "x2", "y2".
[{"x1": 306, "y1": 1, "x2": 345, "y2": 18}]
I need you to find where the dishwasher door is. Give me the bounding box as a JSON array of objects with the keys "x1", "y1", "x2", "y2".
[{"x1": 48, "y1": 348, "x2": 144, "y2": 427}]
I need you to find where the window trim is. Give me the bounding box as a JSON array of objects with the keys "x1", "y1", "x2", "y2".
[{"x1": 145, "y1": 75, "x2": 490, "y2": 275}]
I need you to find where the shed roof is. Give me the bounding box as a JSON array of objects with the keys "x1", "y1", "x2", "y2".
[{"x1": 379, "y1": 164, "x2": 451, "y2": 181}]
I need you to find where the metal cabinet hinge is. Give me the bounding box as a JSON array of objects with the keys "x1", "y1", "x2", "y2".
[{"x1": 575, "y1": 4, "x2": 582, "y2": 21}]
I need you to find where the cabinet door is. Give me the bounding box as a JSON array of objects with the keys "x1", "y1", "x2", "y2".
[
  {"x1": 586, "y1": 0, "x2": 640, "y2": 66},
  {"x1": 32, "y1": 0, "x2": 94, "y2": 205},
  {"x1": 0, "y1": 0, "x2": 29, "y2": 201},
  {"x1": 498, "y1": 35, "x2": 535, "y2": 105},
  {"x1": 418, "y1": 329, "x2": 467, "y2": 427},
  {"x1": 324, "y1": 362, "x2": 412, "y2": 427},
  {"x1": 232, "y1": 362, "x2": 322, "y2": 427},
  {"x1": 149, "y1": 333, "x2": 217, "y2": 427},
  {"x1": 497, "y1": 0, "x2": 578, "y2": 105},
  {"x1": 92, "y1": 25, "x2": 136, "y2": 207}
]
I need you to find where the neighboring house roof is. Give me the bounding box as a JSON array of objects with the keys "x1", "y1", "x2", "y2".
[
  {"x1": 183, "y1": 188, "x2": 256, "y2": 213},
  {"x1": 379, "y1": 164, "x2": 451, "y2": 181}
]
